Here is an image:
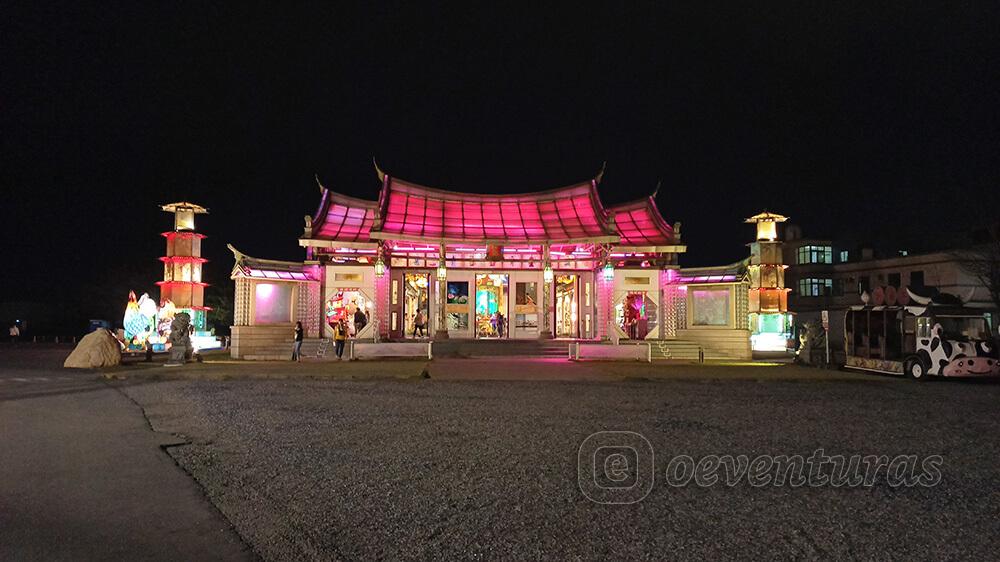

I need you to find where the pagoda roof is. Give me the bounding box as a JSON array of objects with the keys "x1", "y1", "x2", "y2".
[
  {"x1": 301, "y1": 164, "x2": 683, "y2": 250},
  {"x1": 161, "y1": 201, "x2": 208, "y2": 214},
  {"x1": 370, "y1": 173, "x2": 617, "y2": 244},
  {"x1": 308, "y1": 188, "x2": 379, "y2": 243},
  {"x1": 745, "y1": 211, "x2": 788, "y2": 223},
  {"x1": 607, "y1": 196, "x2": 676, "y2": 247}
]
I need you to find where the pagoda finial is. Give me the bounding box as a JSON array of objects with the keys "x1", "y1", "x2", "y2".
[
  {"x1": 652, "y1": 180, "x2": 661, "y2": 199},
  {"x1": 594, "y1": 161, "x2": 607, "y2": 184},
  {"x1": 373, "y1": 157, "x2": 386, "y2": 183},
  {"x1": 315, "y1": 173, "x2": 327, "y2": 194}
]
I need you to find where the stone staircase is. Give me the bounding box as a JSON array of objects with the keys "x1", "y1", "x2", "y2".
[
  {"x1": 646, "y1": 339, "x2": 740, "y2": 361},
  {"x1": 237, "y1": 337, "x2": 740, "y2": 361},
  {"x1": 240, "y1": 338, "x2": 329, "y2": 361},
  {"x1": 432, "y1": 339, "x2": 573, "y2": 358}
]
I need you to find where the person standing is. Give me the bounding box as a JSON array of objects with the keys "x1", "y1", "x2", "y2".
[
  {"x1": 333, "y1": 318, "x2": 348, "y2": 359},
  {"x1": 496, "y1": 311, "x2": 505, "y2": 338},
  {"x1": 413, "y1": 310, "x2": 426, "y2": 338},
  {"x1": 354, "y1": 307, "x2": 368, "y2": 336},
  {"x1": 291, "y1": 321, "x2": 304, "y2": 362},
  {"x1": 9, "y1": 323, "x2": 20, "y2": 344}
]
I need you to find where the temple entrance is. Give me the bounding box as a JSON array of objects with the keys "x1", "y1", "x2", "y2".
[
  {"x1": 475, "y1": 273, "x2": 508, "y2": 338},
  {"x1": 325, "y1": 289, "x2": 369, "y2": 337},
  {"x1": 617, "y1": 291, "x2": 651, "y2": 340},
  {"x1": 403, "y1": 272, "x2": 430, "y2": 338},
  {"x1": 554, "y1": 274, "x2": 579, "y2": 338}
]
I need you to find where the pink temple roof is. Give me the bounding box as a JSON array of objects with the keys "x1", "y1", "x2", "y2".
[
  {"x1": 310, "y1": 190, "x2": 378, "y2": 242},
  {"x1": 370, "y1": 176, "x2": 617, "y2": 243},
  {"x1": 607, "y1": 196, "x2": 676, "y2": 246}
]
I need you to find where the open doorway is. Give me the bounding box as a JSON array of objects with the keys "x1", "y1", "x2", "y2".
[
  {"x1": 617, "y1": 291, "x2": 651, "y2": 340},
  {"x1": 475, "y1": 273, "x2": 508, "y2": 338},
  {"x1": 554, "y1": 274, "x2": 578, "y2": 338},
  {"x1": 403, "y1": 272, "x2": 430, "y2": 338},
  {"x1": 325, "y1": 289, "x2": 369, "y2": 337}
]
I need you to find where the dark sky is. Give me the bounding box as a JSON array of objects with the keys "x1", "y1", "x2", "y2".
[{"x1": 4, "y1": 2, "x2": 999, "y2": 307}]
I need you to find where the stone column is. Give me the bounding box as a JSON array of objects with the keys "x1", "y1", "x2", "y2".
[
  {"x1": 435, "y1": 243, "x2": 449, "y2": 340},
  {"x1": 539, "y1": 244, "x2": 553, "y2": 339}
]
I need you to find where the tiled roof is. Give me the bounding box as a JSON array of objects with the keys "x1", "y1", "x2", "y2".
[{"x1": 607, "y1": 196, "x2": 675, "y2": 246}]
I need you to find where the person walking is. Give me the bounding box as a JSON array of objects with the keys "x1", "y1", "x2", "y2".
[
  {"x1": 496, "y1": 311, "x2": 505, "y2": 338},
  {"x1": 354, "y1": 307, "x2": 368, "y2": 335},
  {"x1": 333, "y1": 318, "x2": 348, "y2": 359},
  {"x1": 413, "y1": 310, "x2": 426, "y2": 338},
  {"x1": 291, "y1": 321, "x2": 304, "y2": 362}
]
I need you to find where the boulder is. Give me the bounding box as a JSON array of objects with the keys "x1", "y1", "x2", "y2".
[{"x1": 64, "y1": 330, "x2": 122, "y2": 369}]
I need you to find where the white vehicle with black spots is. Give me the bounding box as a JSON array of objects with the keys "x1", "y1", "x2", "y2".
[{"x1": 844, "y1": 288, "x2": 998, "y2": 380}]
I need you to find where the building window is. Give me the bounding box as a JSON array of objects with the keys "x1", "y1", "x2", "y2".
[
  {"x1": 839, "y1": 250, "x2": 849, "y2": 263},
  {"x1": 888, "y1": 273, "x2": 901, "y2": 287},
  {"x1": 691, "y1": 288, "x2": 730, "y2": 326},
  {"x1": 910, "y1": 270, "x2": 924, "y2": 288},
  {"x1": 796, "y1": 245, "x2": 833, "y2": 265},
  {"x1": 254, "y1": 283, "x2": 293, "y2": 324},
  {"x1": 798, "y1": 278, "x2": 833, "y2": 297}
]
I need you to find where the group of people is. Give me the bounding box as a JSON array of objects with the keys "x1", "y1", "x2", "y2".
[
  {"x1": 291, "y1": 308, "x2": 369, "y2": 362},
  {"x1": 477, "y1": 311, "x2": 506, "y2": 338}
]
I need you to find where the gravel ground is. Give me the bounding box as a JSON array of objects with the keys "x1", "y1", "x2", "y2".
[{"x1": 119, "y1": 368, "x2": 1000, "y2": 560}]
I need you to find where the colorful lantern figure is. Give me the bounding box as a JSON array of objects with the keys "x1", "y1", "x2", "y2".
[
  {"x1": 123, "y1": 291, "x2": 147, "y2": 349},
  {"x1": 156, "y1": 299, "x2": 177, "y2": 342}
]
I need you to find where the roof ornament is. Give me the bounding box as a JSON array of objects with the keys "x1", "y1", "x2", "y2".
[
  {"x1": 315, "y1": 173, "x2": 327, "y2": 194},
  {"x1": 373, "y1": 157, "x2": 386, "y2": 183},
  {"x1": 673, "y1": 221, "x2": 682, "y2": 243},
  {"x1": 303, "y1": 215, "x2": 313, "y2": 238},
  {"x1": 652, "y1": 180, "x2": 661, "y2": 199},
  {"x1": 226, "y1": 243, "x2": 247, "y2": 262},
  {"x1": 594, "y1": 161, "x2": 607, "y2": 184}
]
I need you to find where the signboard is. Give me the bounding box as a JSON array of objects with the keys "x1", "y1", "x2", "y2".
[{"x1": 821, "y1": 310, "x2": 829, "y2": 331}]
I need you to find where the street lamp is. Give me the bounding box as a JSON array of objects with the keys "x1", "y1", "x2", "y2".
[{"x1": 543, "y1": 263, "x2": 553, "y2": 283}]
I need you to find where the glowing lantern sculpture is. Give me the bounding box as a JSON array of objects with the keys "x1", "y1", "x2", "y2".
[{"x1": 745, "y1": 211, "x2": 793, "y2": 352}]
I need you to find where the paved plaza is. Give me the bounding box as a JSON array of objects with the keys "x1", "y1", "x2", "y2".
[{"x1": 3, "y1": 347, "x2": 999, "y2": 560}]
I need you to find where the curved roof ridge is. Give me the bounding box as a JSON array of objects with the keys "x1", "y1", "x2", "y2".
[
  {"x1": 607, "y1": 195, "x2": 676, "y2": 246},
  {"x1": 386, "y1": 175, "x2": 601, "y2": 202},
  {"x1": 308, "y1": 184, "x2": 379, "y2": 243}
]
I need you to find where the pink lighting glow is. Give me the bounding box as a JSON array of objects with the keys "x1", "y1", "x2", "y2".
[
  {"x1": 607, "y1": 196, "x2": 675, "y2": 246},
  {"x1": 375, "y1": 178, "x2": 616, "y2": 242}
]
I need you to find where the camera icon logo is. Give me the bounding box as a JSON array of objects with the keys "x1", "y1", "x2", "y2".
[{"x1": 578, "y1": 431, "x2": 654, "y2": 504}]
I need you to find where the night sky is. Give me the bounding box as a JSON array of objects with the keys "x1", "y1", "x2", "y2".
[{"x1": 4, "y1": 3, "x2": 999, "y2": 326}]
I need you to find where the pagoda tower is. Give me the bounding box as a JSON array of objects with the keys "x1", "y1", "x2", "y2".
[
  {"x1": 745, "y1": 211, "x2": 792, "y2": 351},
  {"x1": 157, "y1": 202, "x2": 210, "y2": 330}
]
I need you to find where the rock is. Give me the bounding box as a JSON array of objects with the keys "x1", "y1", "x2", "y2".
[{"x1": 64, "y1": 330, "x2": 122, "y2": 369}]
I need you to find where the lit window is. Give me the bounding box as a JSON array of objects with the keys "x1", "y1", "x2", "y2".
[
  {"x1": 839, "y1": 250, "x2": 849, "y2": 263},
  {"x1": 796, "y1": 245, "x2": 833, "y2": 265},
  {"x1": 797, "y1": 278, "x2": 833, "y2": 297},
  {"x1": 254, "y1": 283, "x2": 293, "y2": 324}
]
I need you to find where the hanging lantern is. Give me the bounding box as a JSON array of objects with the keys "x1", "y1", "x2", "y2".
[
  {"x1": 437, "y1": 264, "x2": 447, "y2": 280},
  {"x1": 602, "y1": 260, "x2": 615, "y2": 281},
  {"x1": 374, "y1": 255, "x2": 386, "y2": 278},
  {"x1": 543, "y1": 263, "x2": 554, "y2": 283}
]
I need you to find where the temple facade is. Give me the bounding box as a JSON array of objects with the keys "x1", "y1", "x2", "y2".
[{"x1": 229, "y1": 164, "x2": 752, "y2": 359}]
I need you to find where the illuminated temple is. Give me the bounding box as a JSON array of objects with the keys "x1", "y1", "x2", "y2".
[{"x1": 229, "y1": 164, "x2": 754, "y2": 358}]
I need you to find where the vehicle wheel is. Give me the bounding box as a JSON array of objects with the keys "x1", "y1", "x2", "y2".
[{"x1": 905, "y1": 357, "x2": 928, "y2": 381}]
